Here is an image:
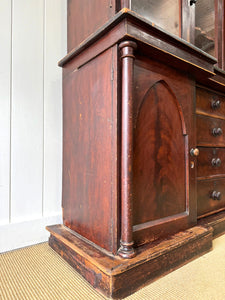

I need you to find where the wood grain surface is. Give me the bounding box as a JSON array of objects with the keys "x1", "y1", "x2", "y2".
[
  {"x1": 197, "y1": 178, "x2": 225, "y2": 217},
  {"x1": 62, "y1": 47, "x2": 119, "y2": 253}
]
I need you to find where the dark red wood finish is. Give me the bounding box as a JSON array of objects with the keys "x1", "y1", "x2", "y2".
[
  {"x1": 198, "y1": 210, "x2": 225, "y2": 237},
  {"x1": 118, "y1": 41, "x2": 137, "y2": 258},
  {"x1": 67, "y1": 0, "x2": 116, "y2": 52},
  {"x1": 196, "y1": 86, "x2": 225, "y2": 119},
  {"x1": 222, "y1": 1, "x2": 225, "y2": 69},
  {"x1": 197, "y1": 115, "x2": 225, "y2": 147},
  {"x1": 48, "y1": 5, "x2": 225, "y2": 299},
  {"x1": 197, "y1": 178, "x2": 225, "y2": 217},
  {"x1": 47, "y1": 224, "x2": 212, "y2": 299},
  {"x1": 62, "y1": 46, "x2": 119, "y2": 253},
  {"x1": 133, "y1": 80, "x2": 186, "y2": 224},
  {"x1": 61, "y1": 10, "x2": 216, "y2": 78},
  {"x1": 131, "y1": 56, "x2": 196, "y2": 246},
  {"x1": 67, "y1": 0, "x2": 132, "y2": 52},
  {"x1": 67, "y1": 1, "x2": 225, "y2": 69},
  {"x1": 197, "y1": 147, "x2": 225, "y2": 178},
  {"x1": 215, "y1": 0, "x2": 224, "y2": 69},
  {"x1": 61, "y1": 8, "x2": 218, "y2": 256}
]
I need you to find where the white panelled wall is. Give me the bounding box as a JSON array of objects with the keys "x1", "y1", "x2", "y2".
[{"x1": 0, "y1": 0, "x2": 67, "y2": 252}]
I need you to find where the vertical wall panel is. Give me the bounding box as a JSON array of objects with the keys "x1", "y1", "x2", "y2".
[
  {"x1": 11, "y1": 0, "x2": 44, "y2": 222},
  {"x1": 0, "y1": 0, "x2": 66, "y2": 251},
  {"x1": 43, "y1": 0, "x2": 67, "y2": 216},
  {"x1": 0, "y1": 0, "x2": 11, "y2": 225}
]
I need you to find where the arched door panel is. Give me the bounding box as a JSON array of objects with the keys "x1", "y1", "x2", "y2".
[{"x1": 133, "y1": 81, "x2": 189, "y2": 244}]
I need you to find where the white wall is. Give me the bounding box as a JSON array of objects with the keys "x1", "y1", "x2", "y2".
[{"x1": 0, "y1": 0, "x2": 67, "y2": 252}]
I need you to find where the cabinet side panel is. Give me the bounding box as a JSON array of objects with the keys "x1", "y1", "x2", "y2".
[
  {"x1": 67, "y1": 0, "x2": 116, "y2": 52},
  {"x1": 62, "y1": 48, "x2": 118, "y2": 253}
]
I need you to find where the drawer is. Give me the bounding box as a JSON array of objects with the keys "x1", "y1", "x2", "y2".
[
  {"x1": 197, "y1": 115, "x2": 225, "y2": 147},
  {"x1": 197, "y1": 178, "x2": 225, "y2": 217},
  {"x1": 197, "y1": 147, "x2": 225, "y2": 178},
  {"x1": 196, "y1": 87, "x2": 225, "y2": 119}
]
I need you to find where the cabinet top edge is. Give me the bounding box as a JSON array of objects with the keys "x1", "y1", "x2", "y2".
[{"x1": 59, "y1": 8, "x2": 217, "y2": 68}]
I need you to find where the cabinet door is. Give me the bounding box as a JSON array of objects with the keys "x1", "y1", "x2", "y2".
[
  {"x1": 129, "y1": 0, "x2": 195, "y2": 44},
  {"x1": 132, "y1": 57, "x2": 196, "y2": 246},
  {"x1": 194, "y1": 0, "x2": 215, "y2": 57},
  {"x1": 129, "y1": 0, "x2": 224, "y2": 69}
]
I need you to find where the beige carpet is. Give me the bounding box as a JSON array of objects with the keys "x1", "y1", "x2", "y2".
[{"x1": 1, "y1": 234, "x2": 225, "y2": 300}]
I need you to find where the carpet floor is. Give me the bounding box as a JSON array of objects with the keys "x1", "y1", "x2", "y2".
[{"x1": 1, "y1": 234, "x2": 225, "y2": 300}]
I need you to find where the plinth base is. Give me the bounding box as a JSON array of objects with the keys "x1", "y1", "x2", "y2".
[
  {"x1": 46, "y1": 225, "x2": 212, "y2": 299},
  {"x1": 198, "y1": 210, "x2": 225, "y2": 238}
]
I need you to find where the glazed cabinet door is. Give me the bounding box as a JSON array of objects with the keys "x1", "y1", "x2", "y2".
[
  {"x1": 130, "y1": 0, "x2": 181, "y2": 36},
  {"x1": 129, "y1": 0, "x2": 195, "y2": 43},
  {"x1": 132, "y1": 56, "x2": 196, "y2": 246},
  {"x1": 129, "y1": 0, "x2": 224, "y2": 68}
]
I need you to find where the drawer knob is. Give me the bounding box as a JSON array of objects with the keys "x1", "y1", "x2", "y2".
[
  {"x1": 211, "y1": 158, "x2": 222, "y2": 167},
  {"x1": 211, "y1": 191, "x2": 221, "y2": 200},
  {"x1": 190, "y1": 148, "x2": 199, "y2": 156},
  {"x1": 212, "y1": 127, "x2": 223, "y2": 136},
  {"x1": 211, "y1": 100, "x2": 221, "y2": 110}
]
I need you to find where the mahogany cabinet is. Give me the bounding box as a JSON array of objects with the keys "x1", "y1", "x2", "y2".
[
  {"x1": 47, "y1": 2, "x2": 225, "y2": 299},
  {"x1": 67, "y1": 0, "x2": 225, "y2": 68},
  {"x1": 60, "y1": 44, "x2": 197, "y2": 255},
  {"x1": 196, "y1": 87, "x2": 225, "y2": 218}
]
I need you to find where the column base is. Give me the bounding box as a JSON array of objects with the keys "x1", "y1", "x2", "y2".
[{"x1": 118, "y1": 241, "x2": 136, "y2": 259}]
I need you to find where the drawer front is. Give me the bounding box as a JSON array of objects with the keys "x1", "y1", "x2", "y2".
[
  {"x1": 196, "y1": 87, "x2": 225, "y2": 118},
  {"x1": 197, "y1": 178, "x2": 225, "y2": 217},
  {"x1": 197, "y1": 115, "x2": 225, "y2": 147},
  {"x1": 197, "y1": 147, "x2": 225, "y2": 178}
]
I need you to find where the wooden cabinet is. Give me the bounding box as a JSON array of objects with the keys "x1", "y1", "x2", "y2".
[
  {"x1": 57, "y1": 39, "x2": 197, "y2": 255},
  {"x1": 67, "y1": 0, "x2": 225, "y2": 68},
  {"x1": 47, "y1": 2, "x2": 225, "y2": 299},
  {"x1": 132, "y1": 56, "x2": 196, "y2": 246},
  {"x1": 196, "y1": 87, "x2": 225, "y2": 218},
  {"x1": 197, "y1": 179, "x2": 225, "y2": 217}
]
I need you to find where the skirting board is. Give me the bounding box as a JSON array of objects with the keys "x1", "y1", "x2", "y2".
[
  {"x1": 47, "y1": 224, "x2": 213, "y2": 299},
  {"x1": 198, "y1": 211, "x2": 225, "y2": 238},
  {"x1": 0, "y1": 214, "x2": 62, "y2": 253}
]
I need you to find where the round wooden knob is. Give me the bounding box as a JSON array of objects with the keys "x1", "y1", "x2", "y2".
[
  {"x1": 212, "y1": 128, "x2": 223, "y2": 136},
  {"x1": 190, "y1": 148, "x2": 199, "y2": 157},
  {"x1": 211, "y1": 191, "x2": 221, "y2": 200},
  {"x1": 211, "y1": 158, "x2": 221, "y2": 167},
  {"x1": 211, "y1": 100, "x2": 221, "y2": 110}
]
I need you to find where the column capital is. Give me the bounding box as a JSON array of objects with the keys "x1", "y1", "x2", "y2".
[
  {"x1": 119, "y1": 41, "x2": 137, "y2": 59},
  {"x1": 119, "y1": 40, "x2": 137, "y2": 50}
]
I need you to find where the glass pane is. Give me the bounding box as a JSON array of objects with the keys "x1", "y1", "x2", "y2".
[
  {"x1": 195, "y1": 1, "x2": 215, "y2": 56},
  {"x1": 131, "y1": 0, "x2": 180, "y2": 36}
]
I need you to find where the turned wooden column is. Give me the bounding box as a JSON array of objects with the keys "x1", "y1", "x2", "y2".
[{"x1": 118, "y1": 41, "x2": 137, "y2": 259}]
